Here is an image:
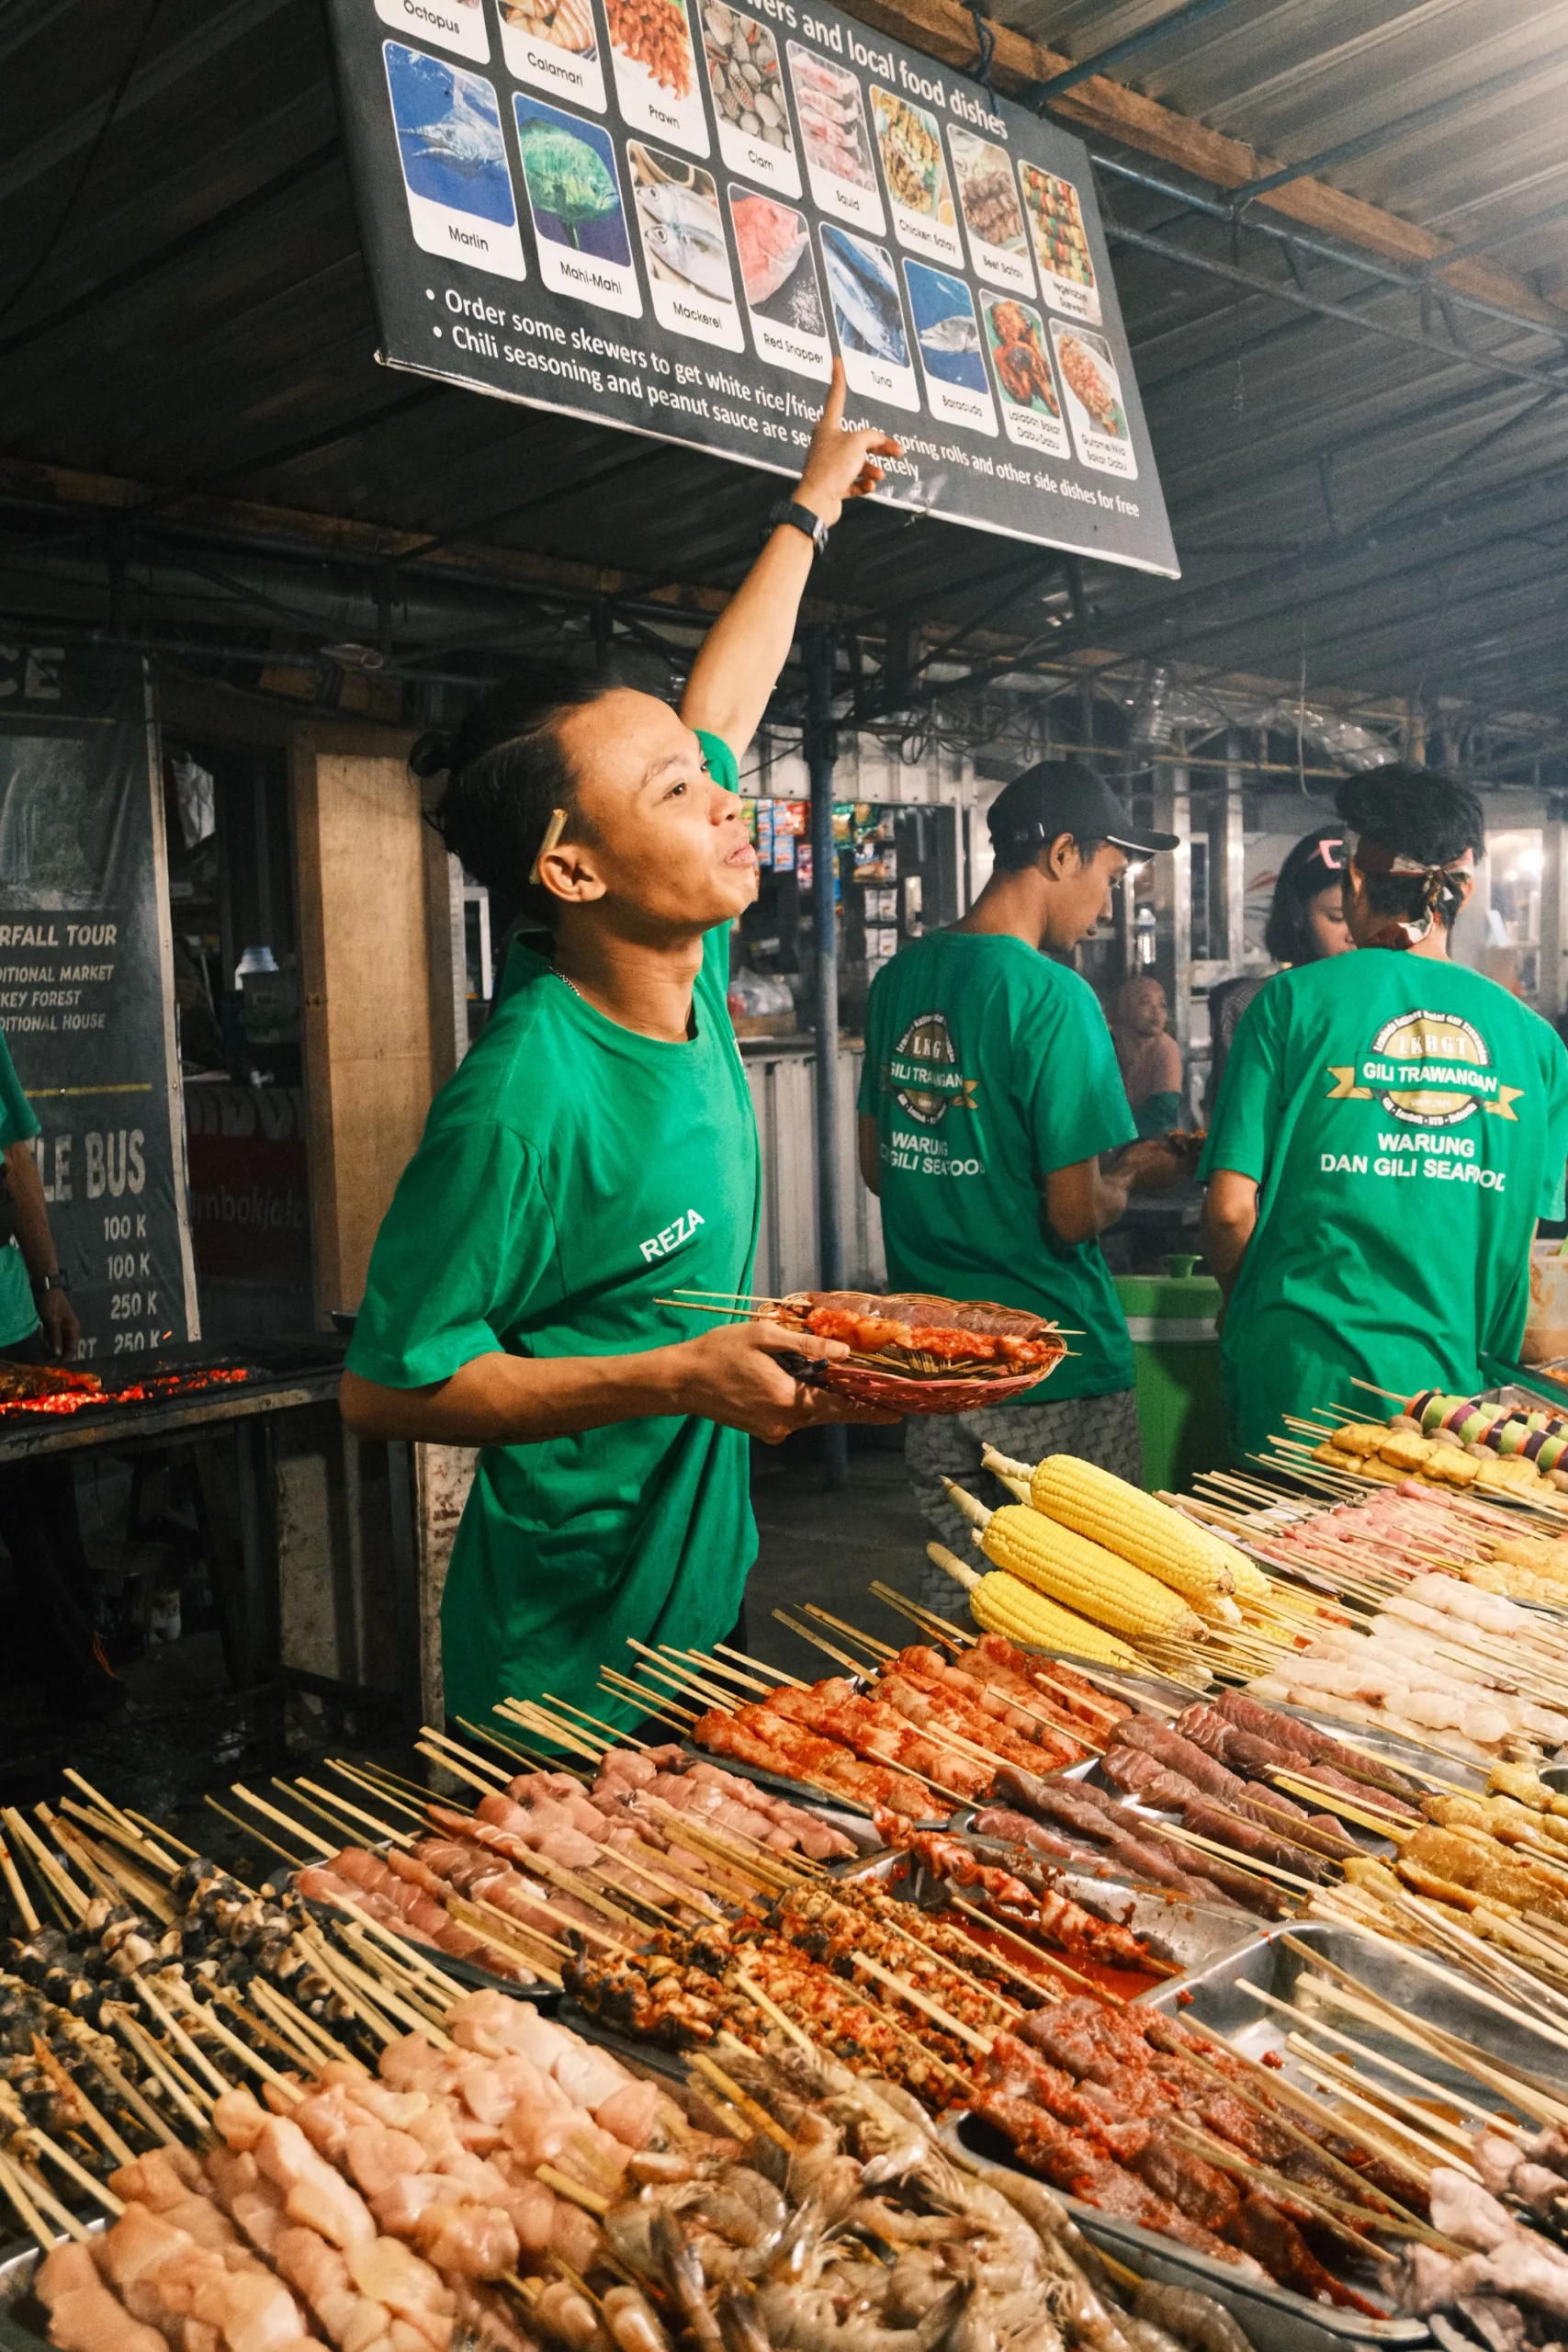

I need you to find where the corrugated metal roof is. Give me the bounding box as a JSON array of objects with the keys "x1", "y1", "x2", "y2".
[{"x1": 2, "y1": 0, "x2": 1568, "y2": 759}]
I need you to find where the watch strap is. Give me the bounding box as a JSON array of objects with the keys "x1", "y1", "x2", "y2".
[{"x1": 769, "y1": 499, "x2": 829, "y2": 555}]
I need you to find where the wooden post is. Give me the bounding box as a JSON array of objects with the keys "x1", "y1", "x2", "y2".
[{"x1": 289, "y1": 722, "x2": 434, "y2": 1326}]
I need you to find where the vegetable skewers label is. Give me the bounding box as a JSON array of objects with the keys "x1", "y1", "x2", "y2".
[
  {"x1": 1018, "y1": 164, "x2": 1100, "y2": 322},
  {"x1": 383, "y1": 43, "x2": 528, "y2": 278},
  {"x1": 499, "y1": 0, "x2": 607, "y2": 114}
]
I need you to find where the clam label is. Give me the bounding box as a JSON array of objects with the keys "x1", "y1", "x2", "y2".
[
  {"x1": 904, "y1": 261, "x2": 995, "y2": 435},
  {"x1": 820, "y1": 223, "x2": 919, "y2": 412},
  {"x1": 946, "y1": 126, "x2": 1032, "y2": 293},
  {"x1": 981, "y1": 293, "x2": 1068, "y2": 457},
  {"x1": 377, "y1": 0, "x2": 490, "y2": 65},
  {"x1": 729, "y1": 186, "x2": 830, "y2": 379},
  {"x1": 788, "y1": 46, "x2": 884, "y2": 233},
  {"x1": 1051, "y1": 321, "x2": 1136, "y2": 476},
  {"x1": 630, "y1": 142, "x2": 744, "y2": 349},
  {"x1": 498, "y1": 0, "x2": 606, "y2": 112},
  {"x1": 1019, "y1": 164, "x2": 1100, "y2": 323},
  {"x1": 513, "y1": 95, "x2": 641, "y2": 313},
  {"x1": 702, "y1": 1, "x2": 800, "y2": 198},
  {"x1": 606, "y1": 0, "x2": 709, "y2": 157},
  {"x1": 383, "y1": 43, "x2": 526, "y2": 278},
  {"x1": 871, "y1": 88, "x2": 962, "y2": 269}
]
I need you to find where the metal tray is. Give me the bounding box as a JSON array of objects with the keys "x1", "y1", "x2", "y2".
[
  {"x1": 829, "y1": 1840, "x2": 1258, "y2": 1979},
  {"x1": 1142, "y1": 1914, "x2": 1568, "y2": 2097},
  {"x1": 0, "y1": 2229, "x2": 101, "y2": 2348},
  {"x1": 940, "y1": 2114, "x2": 1427, "y2": 2352}
]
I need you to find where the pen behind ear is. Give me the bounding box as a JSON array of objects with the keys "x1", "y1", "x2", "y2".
[{"x1": 529, "y1": 807, "x2": 569, "y2": 886}]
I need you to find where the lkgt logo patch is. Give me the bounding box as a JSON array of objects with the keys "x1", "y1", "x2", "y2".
[{"x1": 639, "y1": 1208, "x2": 705, "y2": 1262}]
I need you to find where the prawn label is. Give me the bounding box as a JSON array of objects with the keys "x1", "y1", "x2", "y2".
[
  {"x1": 501, "y1": 14, "x2": 608, "y2": 112},
  {"x1": 819, "y1": 223, "x2": 919, "y2": 413},
  {"x1": 1051, "y1": 320, "x2": 1136, "y2": 479},
  {"x1": 870, "y1": 86, "x2": 962, "y2": 268},
  {"x1": 981, "y1": 292, "x2": 1068, "y2": 458},
  {"x1": 607, "y1": 0, "x2": 710, "y2": 156},
  {"x1": 384, "y1": 44, "x2": 527, "y2": 280},
  {"x1": 630, "y1": 143, "x2": 744, "y2": 350},
  {"x1": 787, "y1": 45, "x2": 885, "y2": 234},
  {"x1": 378, "y1": 0, "x2": 490, "y2": 65},
  {"x1": 1018, "y1": 164, "x2": 1100, "y2": 323}
]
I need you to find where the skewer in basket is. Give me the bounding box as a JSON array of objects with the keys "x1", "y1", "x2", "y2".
[{"x1": 672, "y1": 1287, "x2": 1067, "y2": 1413}]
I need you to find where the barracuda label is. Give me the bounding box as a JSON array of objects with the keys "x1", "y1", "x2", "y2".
[
  {"x1": 886, "y1": 1011, "x2": 979, "y2": 1127},
  {"x1": 1325, "y1": 1007, "x2": 1524, "y2": 1129}
]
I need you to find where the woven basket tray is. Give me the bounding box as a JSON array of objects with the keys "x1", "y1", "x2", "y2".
[{"x1": 775, "y1": 1292, "x2": 1066, "y2": 1415}]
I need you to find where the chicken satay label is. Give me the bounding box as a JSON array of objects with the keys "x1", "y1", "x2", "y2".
[
  {"x1": 871, "y1": 88, "x2": 962, "y2": 268},
  {"x1": 501, "y1": 20, "x2": 608, "y2": 112}
]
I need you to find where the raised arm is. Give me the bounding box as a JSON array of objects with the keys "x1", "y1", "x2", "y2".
[{"x1": 680, "y1": 359, "x2": 902, "y2": 760}]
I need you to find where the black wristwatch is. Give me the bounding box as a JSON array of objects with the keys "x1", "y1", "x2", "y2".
[
  {"x1": 32, "y1": 1270, "x2": 69, "y2": 1299},
  {"x1": 769, "y1": 499, "x2": 829, "y2": 557}
]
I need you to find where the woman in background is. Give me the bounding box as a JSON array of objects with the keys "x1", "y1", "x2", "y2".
[{"x1": 1204, "y1": 821, "x2": 1351, "y2": 1114}]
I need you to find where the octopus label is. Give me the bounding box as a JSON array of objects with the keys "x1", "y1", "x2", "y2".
[
  {"x1": 377, "y1": 0, "x2": 489, "y2": 67},
  {"x1": 513, "y1": 95, "x2": 642, "y2": 313},
  {"x1": 819, "y1": 221, "x2": 919, "y2": 412},
  {"x1": 728, "y1": 187, "x2": 831, "y2": 378},
  {"x1": 1018, "y1": 164, "x2": 1100, "y2": 322},
  {"x1": 870, "y1": 87, "x2": 961, "y2": 268},
  {"x1": 499, "y1": 0, "x2": 606, "y2": 113},
  {"x1": 786, "y1": 45, "x2": 884, "y2": 233},
  {"x1": 1051, "y1": 320, "x2": 1135, "y2": 477},
  {"x1": 383, "y1": 43, "x2": 527, "y2": 279},
  {"x1": 981, "y1": 292, "x2": 1067, "y2": 458},
  {"x1": 628, "y1": 142, "x2": 744, "y2": 348},
  {"x1": 605, "y1": 0, "x2": 710, "y2": 158},
  {"x1": 703, "y1": 2, "x2": 799, "y2": 198},
  {"x1": 904, "y1": 261, "x2": 995, "y2": 437},
  {"x1": 946, "y1": 126, "x2": 1032, "y2": 293}
]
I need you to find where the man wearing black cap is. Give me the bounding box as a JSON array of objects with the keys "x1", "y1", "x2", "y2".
[{"x1": 858, "y1": 759, "x2": 1180, "y2": 1562}]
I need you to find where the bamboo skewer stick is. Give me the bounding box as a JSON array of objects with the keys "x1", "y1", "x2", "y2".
[
  {"x1": 946, "y1": 1896, "x2": 1122, "y2": 2007},
  {"x1": 203, "y1": 1796, "x2": 304, "y2": 1869},
  {"x1": 230, "y1": 1783, "x2": 336, "y2": 1860},
  {"x1": 86, "y1": 2047, "x2": 182, "y2": 2152},
  {"x1": 109, "y1": 2010, "x2": 212, "y2": 2140},
  {"x1": 26, "y1": 2039, "x2": 135, "y2": 2168},
  {"x1": 413, "y1": 1742, "x2": 495, "y2": 1799},
  {"x1": 716, "y1": 1639, "x2": 807, "y2": 1688},
  {"x1": 507, "y1": 1703, "x2": 606, "y2": 1765},
  {"x1": 0, "y1": 2147, "x2": 57, "y2": 2253},
  {"x1": 683, "y1": 2053, "x2": 795, "y2": 2152},
  {"x1": 24, "y1": 2126, "x2": 125, "y2": 2218},
  {"x1": 323, "y1": 1760, "x2": 430, "y2": 1826},
  {"x1": 135, "y1": 1975, "x2": 231, "y2": 2099},
  {"x1": 0, "y1": 1836, "x2": 38, "y2": 1933},
  {"x1": 295, "y1": 1775, "x2": 419, "y2": 1848},
  {"x1": 63, "y1": 1772, "x2": 180, "y2": 1873},
  {"x1": 2, "y1": 1808, "x2": 85, "y2": 1924},
  {"x1": 421, "y1": 1727, "x2": 511, "y2": 1783},
  {"x1": 847, "y1": 1951, "x2": 993, "y2": 2054},
  {"x1": 164, "y1": 1980, "x2": 299, "y2": 2098},
  {"x1": 597, "y1": 1670, "x2": 696, "y2": 1733}
]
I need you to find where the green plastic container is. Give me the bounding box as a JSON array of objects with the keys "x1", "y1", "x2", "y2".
[{"x1": 1114, "y1": 1269, "x2": 1228, "y2": 1492}]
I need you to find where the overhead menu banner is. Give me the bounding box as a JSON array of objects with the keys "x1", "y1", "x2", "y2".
[
  {"x1": 326, "y1": 0, "x2": 1178, "y2": 571},
  {"x1": 0, "y1": 646, "x2": 197, "y2": 1366}
]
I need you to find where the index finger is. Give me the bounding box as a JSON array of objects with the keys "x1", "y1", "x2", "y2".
[
  {"x1": 750, "y1": 1317, "x2": 850, "y2": 1362},
  {"x1": 815, "y1": 356, "x2": 847, "y2": 436},
  {"x1": 853, "y1": 427, "x2": 904, "y2": 458}
]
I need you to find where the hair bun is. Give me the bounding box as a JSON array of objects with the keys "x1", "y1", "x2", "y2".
[{"x1": 409, "y1": 729, "x2": 455, "y2": 781}]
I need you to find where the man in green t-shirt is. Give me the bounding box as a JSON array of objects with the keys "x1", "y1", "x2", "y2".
[
  {"x1": 857, "y1": 762, "x2": 1181, "y2": 1570},
  {"x1": 341, "y1": 365, "x2": 902, "y2": 1730},
  {"x1": 1201, "y1": 766, "x2": 1568, "y2": 1462}
]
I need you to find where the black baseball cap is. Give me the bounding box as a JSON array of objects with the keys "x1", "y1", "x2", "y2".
[{"x1": 987, "y1": 760, "x2": 1180, "y2": 864}]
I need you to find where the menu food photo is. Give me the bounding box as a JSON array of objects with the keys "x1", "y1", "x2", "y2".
[{"x1": 333, "y1": 0, "x2": 1176, "y2": 567}]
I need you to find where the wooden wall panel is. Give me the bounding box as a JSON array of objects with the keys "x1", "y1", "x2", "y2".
[{"x1": 290, "y1": 723, "x2": 433, "y2": 1325}]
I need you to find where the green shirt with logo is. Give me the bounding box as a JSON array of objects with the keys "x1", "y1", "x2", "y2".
[
  {"x1": 858, "y1": 931, "x2": 1137, "y2": 1400},
  {"x1": 1200, "y1": 952, "x2": 1568, "y2": 1461},
  {"x1": 346, "y1": 731, "x2": 760, "y2": 1730}
]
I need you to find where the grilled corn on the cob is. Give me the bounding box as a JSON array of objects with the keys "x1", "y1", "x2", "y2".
[
  {"x1": 925, "y1": 1544, "x2": 1142, "y2": 1668},
  {"x1": 942, "y1": 1481, "x2": 1203, "y2": 1642},
  {"x1": 981, "y1": 1447, "x2": 1265, "y2": 1609}
]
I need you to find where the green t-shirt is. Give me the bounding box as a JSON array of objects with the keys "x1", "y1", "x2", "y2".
[
  {"x1": 857, "y1": 931, "x2": 1137, "y2": 1400},
  {"x1": 1200, "y1": 952, "x2": 1568, "y2": 1462},
  {"x1": 0, "y1": 1029, "x2": 39, "y2": 1349},
  {"x1": 346, "y1": 731, "x2": 761, "y2": 1730}
]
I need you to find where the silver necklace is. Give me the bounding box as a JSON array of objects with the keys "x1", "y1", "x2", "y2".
[{"x1": 551, "y1": 965, "x2": 587, "y2": 1004}]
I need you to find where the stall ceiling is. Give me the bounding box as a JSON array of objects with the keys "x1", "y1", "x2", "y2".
[{"x1": 3, "y1": 0, "x2": 1568, "y2": 741}]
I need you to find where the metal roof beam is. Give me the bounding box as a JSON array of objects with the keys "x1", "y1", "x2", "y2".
[
  {"x1": 1229, "y1": 45, "x2": 1568, "y2": 207},
  {"x1": 1419, "y1": 191, "x2": 1568, "y2": 270},
  {"x1": 1031, "y1": 0, "x2": 1242, "y2": 101}
]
